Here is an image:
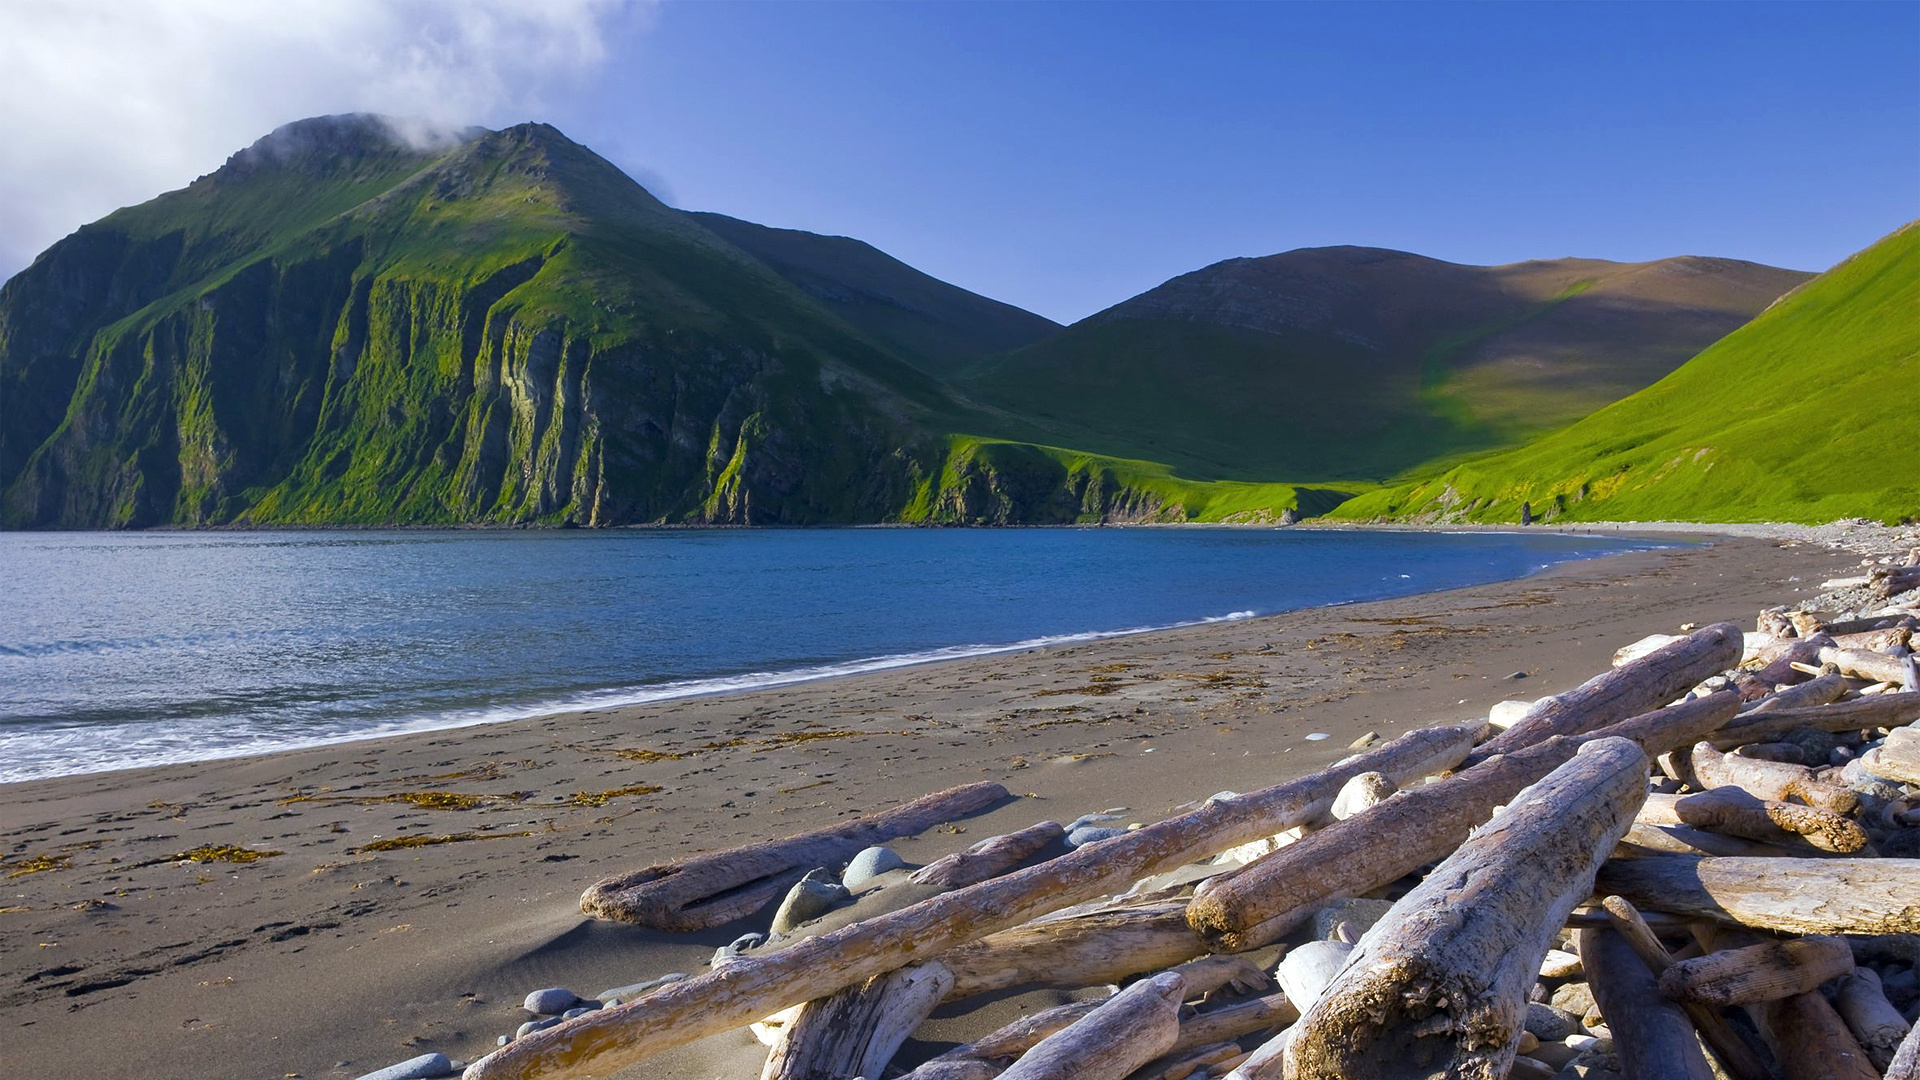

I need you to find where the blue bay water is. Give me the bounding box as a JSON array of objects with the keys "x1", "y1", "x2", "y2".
[{"x1": 0, "y1": 527, "x2": 1663, "y2": 784}]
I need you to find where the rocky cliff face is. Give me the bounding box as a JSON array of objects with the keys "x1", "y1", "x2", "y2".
[{"x1": 0, "y1": 115, "x2": 1204, "y2": 528}]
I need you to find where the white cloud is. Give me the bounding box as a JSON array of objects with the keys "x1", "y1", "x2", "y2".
[{"x1": 0, "y1": 0, "x2": 629, "y2": 279}]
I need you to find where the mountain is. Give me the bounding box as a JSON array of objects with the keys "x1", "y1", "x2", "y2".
[
  {"x1": 959, "y1": 247, "x2": 1810, "y2": 481},
  {"x1": 687, "y1": 212, "x2": 1060, "y2": 375},
  {"x1": 0, "y1": 115, "x2": 1332, "y2": 528},
  {"x1": 1329, "y1": 222, "x2": 1920, "y2": 525}
]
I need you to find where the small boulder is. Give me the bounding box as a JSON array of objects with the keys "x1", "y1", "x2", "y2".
[
  {"x1": 1551, "y1": 980, "x2": 1596, "y2": 1017},
  {"x1": 1066, "y1": 825, "x2": 1128, "y2": 847},
  {"x1": 1525, "y1": 1002, "x2": 1580, "y2": 1042},
  {"x1": 596, "y1": 972, "x2": 688, "y2": 1005},
  {"x1": 841, "y1": 846, "x2": 906, "y2": 891},
  {"x1": 515, "y1": 1017, "x2": 561, "y2": 1039},
  {"x1": 769, "y1": 870, "x2": 849, "y2": 935},
  {"x1": 523, "y1": 987, "x2": 580, "y2": 1016},
  {"x1": 352, "y1": 1054, "x2": 456, "y2": 1080},
  {"x1": 711, "y1": 932, "x2": 765, "y2": 967},
  {"x1": 1066, "y1": 812, "x2": 1124, "y2": 832}
]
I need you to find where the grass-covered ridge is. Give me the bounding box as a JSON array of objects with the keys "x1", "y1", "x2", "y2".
[{"x1": 1330, "y1": 222, "x2": 1920, "y2": 525}]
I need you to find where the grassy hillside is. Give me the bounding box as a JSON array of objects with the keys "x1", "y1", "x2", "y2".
[
  {"x1": 689, "y1": 212, "x2": 1060, "y2": 374},
  {"x1": 1331, "y1": 222, "x2": 1920, "y2": 525},
  {"x1": 962, "y1": 247, "x2": 1808, "y2": 481}
]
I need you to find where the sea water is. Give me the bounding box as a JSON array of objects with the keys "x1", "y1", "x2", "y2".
[{"x1": 0, "y1": 527, "x2": 1664, "y2": 783}]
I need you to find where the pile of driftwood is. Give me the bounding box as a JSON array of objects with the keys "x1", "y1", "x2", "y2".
[{"x1": 467, "y1": 562, "x2": 1920, "y2": 1080}]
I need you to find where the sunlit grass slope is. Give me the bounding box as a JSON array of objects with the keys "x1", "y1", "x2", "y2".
[{"x1": 1330, "y1": 222, "x2": 1920, "y2": 525}]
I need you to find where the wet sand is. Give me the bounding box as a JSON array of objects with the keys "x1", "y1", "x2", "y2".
[{"x1": 0, "y1": 532, "x2": 1856, "y2": 1079}]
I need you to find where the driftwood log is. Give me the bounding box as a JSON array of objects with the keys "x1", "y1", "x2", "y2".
[
  {"x1": 580, "y1": 781, "x2": 1009, "y2": 930},
  {"x1": 1861, "y1": 724, "x2": 1920, "y2": 785},
  {"x1": 940, "y1": 900, "x2": 1204, "y2": 999},
  {"x1": 1637, "y1": 788, "x2": 1867, "y2": 852},
  {"x1": 1187, "y1": 693, "x2": 1736, "y2": 952},
  {"x1": 759, "y1": 962, "x2": 953, "y2": 1080},
  {"x1": 1707, "y1": 691, "x2": 1920, "y2": 749},
  {"x1": 1696, "y1": 925, "x2": 1877, "y2": 1080},
  {"x1": 896, "y1": 1000, "x2": 1102, "y2": 1080},
  {"x1": 1464, "y1": 621, "x2": 1742, "y2": 766},
  {"x1": 1658, "y1": 933, "x2": 1854, "y2": 1005},
  {"x1": 1822, "y1": 645, "x2": 1913, "y2": 685},
  {"x1": 466, "y1": 723, "x2": 1476, "y2": 1080},
  {"x1": 1597, "y1": 855, "x2": 1920, "y2": 935},
  {"x1": 1687, "y1": 742, "x2": 1856, "y2": 813},
  {"x1": 997, "y1": 971, "x2": 1186, "y2": 1080},
  {"x1": 1577, "y1": 926, "x2": 1716, "y2": 1080},
  {"x1": 909, "y1": 821, "x2": 1065, "y2": 889},
  {"x1": 1890, "y1": 1020, "x2": 1920, "y2": 1080},
  {"x1": 1599, "y1": 895, "x2": 1771, "y2": 1080},
  {"x1": 1741, "y1": 671, "x2": 1847, "y2": 712},
  {"x1": 1834, "y1": 967, "x2": 1912, "y2": 1071},
  {"x1": 1278, "y1": 737, "x2": 1649, "y2": 1080}
]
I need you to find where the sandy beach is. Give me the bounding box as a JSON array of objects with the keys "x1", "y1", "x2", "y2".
[{"x1": 0, "y1": 531, "x2": 1861, "y2": 1079}]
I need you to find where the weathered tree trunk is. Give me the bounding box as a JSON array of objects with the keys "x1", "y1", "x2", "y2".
[
  {"x1": 1187, "y1": 694, "x2": 1735, "y2": 952},
  {"x1": 1873, "y1": 565, "x2": 1920, "y2": 598},
  {"x1": 1596, "y1": 855, "x2": 1920, "y2": 935},
  {"x1": 467, "y1": 724, "x2": 1477, "y2": 1080},
  {"x1": 580, "y1": 781, "x2": 1009, "y2": 930},
  {"x1": 1695, "y1": 925, "x2": 1877, "y2": 1080},
  {"x1": 1577, "y1": 926, "x2": 1716, "y2": 1080},
  {"x1": 1821, "y1": 645, "x2": 1912, "y2": 685},
  {"x1": 997, "y1": 972, "x2": 1186, "y2": 1080},
  {"x1": 1637, "y1": 788, "x2": 1867, "y2": 852},
  {"x1": 895, "y1": 1001, "x2": 1102, "y2": 1080},
  {"x1": 1687, "y1": 742, "x2": 1856, "y2": 814},
  {"x1": 1741, "y1": 671, "x2": 1847, "y2": 713},
  {"x1": 909, "y1": 821, "x2": 1065, "y2": 888},
  {"x1": 1747, "y1": 633, "x2": 1832, "y2": 691},
  {"x1": 1465, "y1": 623, "x2": 1742, "y2": 766},
  {"x1": 1658, "y1": 934, "x2": 1854, "y2": 1005},
  {"x1": 1620, "y1": 821, "x2": 1799, "y2": 858},
  {"x1": 1834, "y1": 967, "x2": 1911, "y2": 1071},
  {"x1": 1706, "y1": 691, "x2": 1920, "y2": 749},
  {"x1": 1278, "y1": 738, "x2": 1649, "y2": 1080},
  {"x1": 759, "y1": 962, "x2": 954, "y2": 1080},
  {"x1": 940, "y1": 900, "x2": 1204, "y2": 1000},
  {"x1": 1599, "y1": 895, "x2": 1771, "y2": 1080},
  {"x1": 1888, "y1": 1019, "x2": 1920, "y2": 1080}
]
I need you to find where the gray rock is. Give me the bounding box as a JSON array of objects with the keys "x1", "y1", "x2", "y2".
[
  {"x1": 1310, "y1": 898, "x2": 1395, "y2": 942},
  {"x1": 516, "y1": 1017, "x2": 561, "y2": 1039},
  {"x1": 770, "y1": 869, "x2": 850, "y2": 935},
  {"x1": 497, "y1": 1035, "x2": 511, "y2": 1047},
  {"x1": 523, "y1": 987, "x2": 580, "y2": 1015},
  {"x1": 595, "y1": 972, "x2": 688, "y2": 1004},
  {"x1": 561, "y1": 1004, "x2": 600, "y2": 1019},
  {"x1": 1883, "y1": 828, "x2": 1920, "y2": 859},
  {"x1": 711, "y1": 932, "x2": 765, "y2": 967},
  {"x1": 1066, "y1": 812, "x2": 1124, "y2": 832},
  {"x1": 1551, "y1": 980, "x2": 1596, "y2": 1017},
  {"x1": 1066, "y1": 826, "x2": 1128, "y2": 848},
  {"x1": 352, "y1": 1055, "x2": 456, "y2": 1080},
  {"x1": 1525, "y1": 1002, "x2": 1580, "y2": 1042},
  {"x1": 841, "y1": 846, "x2": 906, "y2": 891}
]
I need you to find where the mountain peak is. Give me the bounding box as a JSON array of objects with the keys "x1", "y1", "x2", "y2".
[{"x1": 215, "y1": 114, "x2": 488, "y2": 182}]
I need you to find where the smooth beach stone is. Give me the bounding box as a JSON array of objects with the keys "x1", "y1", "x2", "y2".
[
  {"x1": 522, "y1": 987, "x2": 580, "y2": 1015},
  {"x1": 769, "y1": 868, "x2": 850, "y2": 935},
  {"x1": 595, "y1": 972, "x2": 687, "y2": 1004},
  {"x1": 561, "y1": 1003, "x2": 601, "y2": 1019},
  {"x1": 351, "y1": 1052, "x2": 455, "y2": 1080},
  {"x1": 1551, "y1": 980, "x2": 1596, "y2": 1017},
  {"x1": 515, "y1": 1018, "x2": 562, "y2": 1039},
  {"x1": 1524, "y1": 1002, "x2": 1581, "y2": 1042},
  {"x1": 1066, "y1": 812, "x2": 1124, "y2": 832},
  {"x1": 1066, "y1": 825, "x2": 1128, "y2": 848},
  {"x1": 841, "y1": 846, "x2": 906, "y2": 891},
  {"x1": 1276, "y1": 939, "x2": 1353, "y2": 1007},
  {"x1": 711, "y1": 932, "x2": 766, "y2": 967}
]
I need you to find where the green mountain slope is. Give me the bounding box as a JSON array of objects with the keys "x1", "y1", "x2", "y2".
[
  {"x1": 1330, "y1": 222, "x2": 1920, "y2": 525},
  {"x1": 0, "y1": 115, "x2": 1333, "y2": 528},
  {"x1": 688, "y1": 212, "x2": 1060, "y2": 375},
  {"x1": 961, "y1": 247, "x2": 1809, "y2": 481}
]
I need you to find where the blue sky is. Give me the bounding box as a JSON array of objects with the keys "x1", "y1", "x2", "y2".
[
  {"x1": 554, "y1": 1, "x2": 1919, "y2": 322},
  {"x1": 4, "y1": 1, "x2": 1916, "y2": 323}
]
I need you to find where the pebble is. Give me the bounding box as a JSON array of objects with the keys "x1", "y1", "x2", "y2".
[
  {"x1": 1066, "y1": 826, "x2": 1128, "y2": 848},
  {"x1": 841, "y1": 846, "x2": 906, "y2": 891},
  {"x1": 352, "y1": 1055, "x2": 455, "y2": 1080},
  {"x1": 515, "y1": 1017, "x2": 561, "y2": 1039},
  {"x1": 1505, "y1": 671, "x2": 1529, "y2": 680},
  {"x1": 1303, "y1": 732, "x2": 1330, "y2": 741},
  {"x1": 770, "y1": 869, "x2": 849, "y2": 935},
  {"x1": 1525, "y1": 1002, "x2": 1581, "y2": 1042},
  {"x1": 561, "y1": 1004, "x2": 600, "y2": 1019},
  {"x1": 595, "y1": 972, "x2": 688, "y2": 1004},
  {"x1": 523, "y1": 987, "x2": 580, "y2": 1016}
]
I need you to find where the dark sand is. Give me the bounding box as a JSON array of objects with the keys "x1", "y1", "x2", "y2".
[{"x1": 0, "y1": 533, "x2": 1855, "y2": 1079}]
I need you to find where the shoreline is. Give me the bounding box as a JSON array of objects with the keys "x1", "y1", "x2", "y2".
[
  {"x1": 0, "y1": 530, "x2": 1871, "y2": 1079},
  {"x1": 0, "y1": 525, "x2": 1674, "y2": 787}
]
